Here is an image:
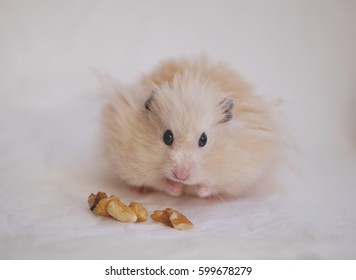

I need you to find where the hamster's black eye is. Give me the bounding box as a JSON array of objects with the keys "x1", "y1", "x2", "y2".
[
  {"x1": 163, "y1": 129, "x2": 174, "y2": 146},
  {"x1": 198, "y1": 132, "x2": 207, "y2": 147}
]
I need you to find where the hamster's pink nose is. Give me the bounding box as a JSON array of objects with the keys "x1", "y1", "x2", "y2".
[{"x1": 173, "y1": 169, "x2": 190, "y2": 181}]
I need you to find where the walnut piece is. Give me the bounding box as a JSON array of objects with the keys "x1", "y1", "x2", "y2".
[
  {"x1": 88, "y1": 191, "x2": 107, "y2": 211},
  {"x1": 166, "y1": 208, "x2": 193, "y2": 231},
  {"x1": 88, "y1": 193, "x2": 192, "y2": 230},
  {"x1": 129, "y1": 202, "x2": 148, "y2": 222},
  {"x1": 150, "y1": 208, "x2": 193, "y2": 231},
  {"x1": 107, "y1": 199, "x2": 138, "y2": 223},
  {"x1": 151, "y1": 210, "x2": 171, "y2": 225}
]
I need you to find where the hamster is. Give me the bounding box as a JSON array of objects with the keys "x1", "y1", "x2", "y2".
[{"x1": 101, "y1": 56, "x2": 282, "y2": 199}]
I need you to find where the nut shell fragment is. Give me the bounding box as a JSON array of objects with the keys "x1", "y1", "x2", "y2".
[
  {"x1": 107, "y1": 199, "x2": 137, "y2": 223},
  {"x1": 129, "y1": 202, "x2": 148, "y2": 222}
]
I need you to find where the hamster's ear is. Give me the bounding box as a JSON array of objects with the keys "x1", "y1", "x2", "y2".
[
  {"x1": 145, "y1": 95, "x2": 154, "y2": 111},
  {"x1": 144, "y1": 89, "x2": 156, "y2": 111},
  {"x1": 218, "y1": 96, "x2": 234, "y2": 124}
]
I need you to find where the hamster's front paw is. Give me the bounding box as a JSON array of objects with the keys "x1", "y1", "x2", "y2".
[
  {"x1": 196, "y1": 185, "x2": 224, "y2": 201},
  {"x1": 195, "y1": 185, "x2": 212, "y2": 198},
  {"x1": 165, "y1": 180, "x2": 183, "y2": 197}
]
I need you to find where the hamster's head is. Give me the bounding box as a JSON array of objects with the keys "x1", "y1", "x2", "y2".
[{"x1": 144, "y1": 72, "x2": 234, "y2": 187}]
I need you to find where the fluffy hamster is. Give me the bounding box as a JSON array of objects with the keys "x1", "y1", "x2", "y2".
[{"x1": 102, "y1": 57, "x2": 282, "y2": 199}]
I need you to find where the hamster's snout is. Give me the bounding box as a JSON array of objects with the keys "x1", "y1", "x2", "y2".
[
  {"x1": 170, "y1": 151, "x2": 195, "y2": 182},
  {"x1": 173, "y1": 168, "x2": 190, "y2": 181}
]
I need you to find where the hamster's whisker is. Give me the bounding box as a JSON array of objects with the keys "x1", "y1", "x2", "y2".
[{"x1": 214, "y1": 191, "x2": 226, "y2": 202}]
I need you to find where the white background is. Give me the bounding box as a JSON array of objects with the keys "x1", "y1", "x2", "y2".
[{"x1": 1, "y1": 0, "x2": 355, "y2": 259}]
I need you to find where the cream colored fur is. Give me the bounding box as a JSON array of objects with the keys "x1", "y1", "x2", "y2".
[{"x1": 102, "y1": 57, "x2": 282, "y2": 198}]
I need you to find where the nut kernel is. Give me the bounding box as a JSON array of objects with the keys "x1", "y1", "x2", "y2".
[
  {"x1": 107, "y1": 199, "x2": 137, "y2": 223},
  {"x1": 167, "y1": 209, "x2": 193, "y2": 231},
  {"x1": 88, "y1": 191, "x2": 108, "y2": 211},
  {"x1": 129, "y1": 202, "x2": 148, "y2": 222},
  {"x1": 92, "y1": 195, "x2": 120, "y2": 217},
  {"x1": 150, "y1": 210, "x2": 171, "y2": 225},
  {"x1": 150, "y1": 208, "x2": 193, "y2": 231}
]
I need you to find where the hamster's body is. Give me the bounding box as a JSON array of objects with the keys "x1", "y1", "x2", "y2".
[{"x1": 102, "y1": 57, "x2": 281, "y2": 199}]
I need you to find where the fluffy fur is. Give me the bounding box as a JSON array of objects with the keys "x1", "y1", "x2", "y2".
[{"x1": 102, "y1": 57, "x2": 282, "y2": 199}]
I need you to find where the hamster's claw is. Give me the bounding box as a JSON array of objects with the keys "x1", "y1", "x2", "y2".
[{"x1": 165, "y1": 180, "x2": 183, "y2": 197}]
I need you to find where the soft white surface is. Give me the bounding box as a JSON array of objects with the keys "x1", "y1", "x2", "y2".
[{"x1": 1, "y1": 0, "x2": 356, "y2": 259}]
